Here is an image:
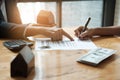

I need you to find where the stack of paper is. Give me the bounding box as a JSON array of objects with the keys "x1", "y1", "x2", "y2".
[{"x1": 34, "y1": 38, "x2": 97, "y2": 50}]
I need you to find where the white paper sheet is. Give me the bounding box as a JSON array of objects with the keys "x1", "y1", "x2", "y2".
[{"x1": 34, "y1": 38, "x2": 97, "y2": 50}]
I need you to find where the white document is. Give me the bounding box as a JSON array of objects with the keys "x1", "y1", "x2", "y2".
[{"x1": 35, "y1": 38, "x2": 97, "y2": 50}]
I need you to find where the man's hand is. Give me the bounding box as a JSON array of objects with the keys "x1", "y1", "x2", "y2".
[
  {"x1": 48, "y1": 27, "x2": 74, "y2": 41},
  {"x1": 74, "y1": 26, "x2": 94, "y2": 40}
]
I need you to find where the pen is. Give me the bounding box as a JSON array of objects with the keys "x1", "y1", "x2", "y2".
[{"x1": 82, "y1": 17, "x2": 91, "y2": 32}]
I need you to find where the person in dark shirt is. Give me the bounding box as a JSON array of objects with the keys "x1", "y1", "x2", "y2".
[{"x1": 0, "y1": 0, "x2": 73, "y2": 41}]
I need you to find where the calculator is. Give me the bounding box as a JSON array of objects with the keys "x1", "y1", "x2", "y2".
[
  {"x1": 76, "y1": 47, "x2": 117, "y2": 66},
  {"x1": 3, "y1": 40, "x2": 33, "y2": 52}
]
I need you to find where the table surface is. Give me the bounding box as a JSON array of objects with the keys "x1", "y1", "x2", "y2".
[{"x1": 0, "y1": 29, "x2": 120, "y2": 80}]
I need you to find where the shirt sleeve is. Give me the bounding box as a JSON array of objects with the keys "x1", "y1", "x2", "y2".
[
  {"x1": 0, "y1": 8, "x2": 29, "y2": 39},
  {"x1": 0, "y1": 21, "x2": 28, "y2": 39}
]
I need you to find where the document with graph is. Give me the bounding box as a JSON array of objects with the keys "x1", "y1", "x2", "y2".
[{"x1": 34, "y1": 38, "x2": 97, "y2": 50}]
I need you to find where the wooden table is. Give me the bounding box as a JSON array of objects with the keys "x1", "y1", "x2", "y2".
[{"x1": 0, "y1": 36, "x2": 120, "y2": 80}]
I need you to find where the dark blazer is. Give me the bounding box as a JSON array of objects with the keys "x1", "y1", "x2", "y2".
[
  {"x1": 0, "y1": 9, "x2": 27, "y2": 38},
  {"x1": 0, "y1": 9, "x2": 13, "y2": 38}
]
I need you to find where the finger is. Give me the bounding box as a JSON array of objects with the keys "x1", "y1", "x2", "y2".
[
  {"x1": 79, "y1": 31, "x2": 89, "y2": 40},
  {"x1": 79, "y1": 36, "x2": 89, "y2": 40},
  {"x1": 55, "y1": 29, "x2": 62, "y2": 41},
  {"x1": 56, "y1": 30, "x2": 61, "y2": 41},
  {"x1": 47, "y1": 27, "x2": 58, "y2": 41},
  {"x1": 74, "y1": 27, "x2": 84, "y2": 37},
  {"x1": 52, "y1": 29, "x2": 61, "y2": 41},
  {"x1": 58, "y1": 29, "x2": 62, "y2": 41},
  {"x1": 62, "y1": 30, "x2": 74, "y2": 41},
  {"x1": 74, "y1": 29, "x2": 81, "y2": 37}
]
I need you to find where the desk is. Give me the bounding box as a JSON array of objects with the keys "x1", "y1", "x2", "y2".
[{"x1": 0, "y1": 36, "x2": 120, "y2": 80}]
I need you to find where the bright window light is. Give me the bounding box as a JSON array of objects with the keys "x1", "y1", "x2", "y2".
[{"x1": 17, "y1": 2, "x2": 45, "y2": 24}]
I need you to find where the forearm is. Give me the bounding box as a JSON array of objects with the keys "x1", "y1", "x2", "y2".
[
  {"x1": 25, "y1": 27, "x2": 43, "y2": 37},
  {"x1": 25, "y1": 26, "x2": 51, "y2": 37},
  {"x1": 9, "y1": 23, "x2": 52, "y2": 39},
  {"x1": 93, "y1": 26, "x2": 120, "y2": 36}
]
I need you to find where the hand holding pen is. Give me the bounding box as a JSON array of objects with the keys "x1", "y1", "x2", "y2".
[
  {"x1": 74, "y1": 17, "x2": 93, "y2": 40},
  {"x1": 81, "y1": 17, "x2": 91, "y2": 32}
]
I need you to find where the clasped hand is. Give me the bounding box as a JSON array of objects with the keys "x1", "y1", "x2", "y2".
[{"x1": 42, "y1": 27, "x2": 74, "y2": 41}]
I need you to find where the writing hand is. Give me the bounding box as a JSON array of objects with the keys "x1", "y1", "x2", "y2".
[
  {"x1": 74, "y1": 26, "x2": 84, "y2": 37},
  {"x1": 74, "y1": 26, "x2": 94, "y2": 40}
]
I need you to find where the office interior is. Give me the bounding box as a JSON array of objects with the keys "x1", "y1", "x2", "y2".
[{"x1": 1, "y1": 0, "x2": 120, "y2": 80}]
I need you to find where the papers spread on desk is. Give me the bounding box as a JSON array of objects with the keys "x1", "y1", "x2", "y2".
[{"x1": 34, "y1": 38, "x2": 97, "y2": 50}]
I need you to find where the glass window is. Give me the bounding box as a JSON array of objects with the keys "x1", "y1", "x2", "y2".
[
  {"x1": 17, "y1": 0, "x2": 114, "y2": 28},
  {"x1": 62, "y1": 1, "x2": 103, "y2": 28},
  {"x1": 17, "y1": 2, "x2": 56, "y2": 24}
]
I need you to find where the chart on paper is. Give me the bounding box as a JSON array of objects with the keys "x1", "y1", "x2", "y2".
[{"x1": 35, "y1": 38, "x2": 97, "y2": 50}]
